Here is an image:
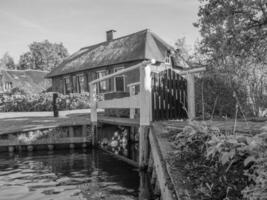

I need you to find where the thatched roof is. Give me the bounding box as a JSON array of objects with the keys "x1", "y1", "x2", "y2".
[
  {"x1": 0, "y1": 70, "x2": 51, "y2": 94},
  {"x1": 47, "y1": 29, "x2": 175, "y2": 78}
]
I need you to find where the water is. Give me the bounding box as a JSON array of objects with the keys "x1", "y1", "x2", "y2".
[{"x1": 0, "y1": 149, "x2": 142, "y2": 200}]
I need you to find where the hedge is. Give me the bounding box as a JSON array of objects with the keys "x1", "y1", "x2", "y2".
[{"x1": 0, "y1": 92, "x2": 90, "y2": 112}]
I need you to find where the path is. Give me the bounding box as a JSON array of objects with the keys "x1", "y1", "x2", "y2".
[{"x1": 0, "y1": 109, "x2": 91, "y2": 135}]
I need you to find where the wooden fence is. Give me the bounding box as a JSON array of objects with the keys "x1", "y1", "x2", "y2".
[{"x1": 151, "y1": 68, "x2": 188, "y2": 121}]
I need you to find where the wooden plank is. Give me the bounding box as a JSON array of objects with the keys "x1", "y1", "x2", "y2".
[
  {"x1": 162, "y1": 71, "x2": 167, "y2": 120},
  {"x1": 173, "y1": 73, "x2": 178, "y2": 119},
  {"x1": 90, "y1": 61, "x2": 148, "y2": 84},
  {"x1": 151, "y1": 73, "x2": 155, "y2": 121},
  {"x1": 97, "y1": 94, "x2": 141, "y2": 109},
  {"x1": 139, "y1": 125, "x2": 150, "y2": 169},
  {"x1": 167, "y1": 69, "x2": 172, "y2": 119},
  {"x1": 100, "y1": 147, "x2": 138, "y2": 168},
  {"x1": 170, "y1": 71, "x2": 175, "y2": 119},
  {"x1": 89, "y1": 83, "x2": 97, "y2": 123},
  {"x1": 140, "y1": 64, "x2": 152, "y2": 126},
  {"x1": 149, "y1": 128, "x2": 177, "y2": 200},
  {"x1": 98, "y1": 115, "x2": 139, "y2": 126},
  {"x1": 187, "y1": 73, "x2": 195, "y2": 118}
]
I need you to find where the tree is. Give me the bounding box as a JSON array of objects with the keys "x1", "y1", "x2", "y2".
[
  {"x1": 29, "y1": 40, "x2": 69, "y2": 71},
  {"x1": 195, "y1": 0, "x2": 267, "y2": 117},
  {"x1": 17, "y1": 40, "x2": 69, "y2": 71},
  {"x1": 175, "y1": 37, "x2": 191, "y2": 61},
  {"x1": 17, "y1": 52, "x2": 35, "y2": 70},
  {"x1": 0, "y1": 52, "x2": 16, "y2": 70}
]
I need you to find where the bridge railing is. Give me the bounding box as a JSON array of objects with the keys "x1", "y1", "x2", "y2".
[
  {"x1": 89, "y1": 61, "x2": 152, "y2": 125},
  {"x1": 89, "y1": 60, "x2": 205, "y2": 124}
]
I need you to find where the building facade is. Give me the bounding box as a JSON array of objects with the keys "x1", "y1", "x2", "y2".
[{"x1": 47, "y1": 29, "x2": 186, "y2": 95}]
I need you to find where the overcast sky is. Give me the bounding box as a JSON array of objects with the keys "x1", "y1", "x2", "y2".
[{"x1": 0, "y1": 0, "x2": 200, "y2": 62}]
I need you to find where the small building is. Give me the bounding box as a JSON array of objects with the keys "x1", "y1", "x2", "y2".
[
  {"x1": 0, "y1": 69, "x2": 51, "y2": 94},
  {"x1": 46, "y1": 29, "x2": 188, "y2": 95}
]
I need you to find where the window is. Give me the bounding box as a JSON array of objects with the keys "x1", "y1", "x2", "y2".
[
  {"x1": 114, "y1": 67, "x2": 125, "y2": 92},
  {"x1": 165, "y1": 56, "x2": 171, "y2": 64},
  {"x1": 77, "y1": 74, "x2": 86, "y2": 93},
  {"x1": 72, "y1": 76, "x2": 77, "y2": 93},
  {"x1": 4, "y1": 82, "x2": 13, "y2": 91},
  {"x1": 64, "y1": 76, "x2": 71, "y2": 94},
  {"x1": 96, "y1": 70, "x2": 109, "y2": 93}
]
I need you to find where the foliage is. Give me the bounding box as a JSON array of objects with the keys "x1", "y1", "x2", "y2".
[
  {"x1": 0, "y1": 52, "x2": 16, "y2": 70},
  {"x1": 9, "y1": 87, "x2": 27, "y2": 95},
  {"x1": 195, "y1": 74, "x2": 249, "y2": 118},
  {"x1": 0, "y1": 92, "x2": 90, "y2": 112},
  {"x1": 171, "y1": 121, "x2": 267, "y2": 200},
  {"x1": 18, "y1": 52, "x2": 35, "y2": 70},
  {"x1": 195, "y1": 0, "x2": 267, "y2": 117},
  {"x1": 175, "y1": 37, "x2": 192, "y2": 61},
  {"x1": 17, "y1": 40, "x2": 69, "y2": 71}
]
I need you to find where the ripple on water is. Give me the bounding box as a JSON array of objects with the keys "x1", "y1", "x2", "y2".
[{"x1": 0, "y1": 150, "x2": 139, "y2": 200}]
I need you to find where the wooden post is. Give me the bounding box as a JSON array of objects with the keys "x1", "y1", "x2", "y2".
[
  {"x1": 139, "y1": 171, "x2": 152, "y2": 200},
  {"x1": 69, "y1": 126, "x2": 75, "y2": 149},
  {"x1": 187, "y1": 73, "x2": 195, "y2": 119},
  {"x1": 90, "y1": 83, "x2": 98, "y2": 146},
  {"x1": 129, "y1": 86, "x2": 135, "y2": 119},
  {"x1": 82, "y1": 125, "x2": 87, "y2": 148},
  {"x1": 139, "y1": 64, "x2": 152, "y2": 169},
  {"x1": 53, "y1": 93, "x2": 58, "y2": 117},
  {"x1": 140, "y1": 65, "x2": 152, "y2": 125}
]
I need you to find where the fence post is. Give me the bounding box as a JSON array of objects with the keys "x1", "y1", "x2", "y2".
[
  {"x1": 129, "y1": 86, "x2": 135, "y2": 119},
  {"x1": 53, "y1": 93, "x2": 58, "y2": 117},
  {"x1": 139, "y1": 64, "x2": 152, "y2": 169},
  {"x1": 186, "y1": 73, "x2": 195, "y2": 119},
  {"x1": 90, "y1": 83, "x2": 98, "y2": 146}
]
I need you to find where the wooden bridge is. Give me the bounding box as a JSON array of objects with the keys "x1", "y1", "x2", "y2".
[{"x1": 89, "y1": 60, "x2": 205, "y2": 200}]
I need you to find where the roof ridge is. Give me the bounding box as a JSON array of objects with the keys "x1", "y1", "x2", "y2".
[
  {"x1": 3, "y1": 69, "x2": 49, "y2": 73},
  {"x1": 80, "y1": 29, "x2": 149, "y2": 50}
]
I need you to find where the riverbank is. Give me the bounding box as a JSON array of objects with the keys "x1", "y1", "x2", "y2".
[{"x1": 0, "y1": 109, "x2": 91, "y2": 135}]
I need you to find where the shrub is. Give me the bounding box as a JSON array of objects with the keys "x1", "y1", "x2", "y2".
[
  {"x1": 195, "y1": 75, "x2": 248, "y2": 119},
  {"x1": 0, "y1": 92, "x2": 90, "y2": 112},
  {"x1": 170, "y1": 121, "x2": 267, "y2": 200}
]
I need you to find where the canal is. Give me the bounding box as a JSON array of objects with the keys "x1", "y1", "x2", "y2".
[{"x1": 0, "y1": 149, "x2": 147, "y2": 200}]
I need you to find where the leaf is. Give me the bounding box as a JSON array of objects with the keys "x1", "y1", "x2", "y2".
[
  {"x1": 221, "y1": 150, "x2": 235, "y2": 165},
  {"x1": 244, "y1": 156, "x2": 256, "y2": 166}
]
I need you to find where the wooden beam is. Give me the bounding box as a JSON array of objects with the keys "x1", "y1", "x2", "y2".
[
  {"x1": 140, "y1": 64, "x2": 152, "y2": 126},
  {"x1": 97, "y1": 94, "x2": 140, "y2": 109},
  {"x1": 149, "y1": 129, "x2": 176, "y2": 200},
  {"x1": 172, "y1": 66, "x2": 206, "y2": 75},
  {"x1": 139, "y1": 125, "x2": 150, "y2": 169},
  {"x1": 89, "y1": 84, "x2": 97, "y2": 122},
  {"x1": 187, "y1": 73, "x2": 195, "y2": 119},
  {"x1": 90, "y1": 61, "x2": 149, "y2": 85},
  {"x1": 127, "y1": 82, "x2": 140, "y2": 88}
]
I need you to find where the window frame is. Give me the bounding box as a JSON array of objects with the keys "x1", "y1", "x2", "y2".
[
  {"x1": 63, "y1": 76, "x2": 71, "y2": 94},
  {"x1": 96, "y1": 70, "x2": 109, "y2": 93},
  {"x1": 114, "y1": 67, "x2": 125, "y2": 92}
]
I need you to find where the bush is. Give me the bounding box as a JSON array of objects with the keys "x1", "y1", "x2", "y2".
[
  {"x1": 170, "y1": 121, "x2": 267, "y2": 200},
  {"x1": 0, "y1": 92, "x2": 90, "y2": 112},
  {"x1": 195, "y1": 75, "x2": 248, "y2": 119}
]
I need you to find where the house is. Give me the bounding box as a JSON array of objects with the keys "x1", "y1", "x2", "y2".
[
  {"x1": 0, "y1": 69, "x2": 51, "y2": 94},
  {"x1": 46, "y1": 29, "x2": 188, "y2": 95}
]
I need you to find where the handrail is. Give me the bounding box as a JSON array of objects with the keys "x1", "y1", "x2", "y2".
[
  {"x1": 151, "y1": 66, "x2": 206, "y2": 75},
  {"x1": 127, "y1": 82, "x2": 140, "y2": 87},
  {"x1": 89, "y1": 61, "x2": 150, "y2": 85}
]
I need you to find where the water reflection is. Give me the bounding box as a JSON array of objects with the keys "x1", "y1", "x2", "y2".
[{"x1": 0, "y1": 149, "x2": 141, "y2": 200}]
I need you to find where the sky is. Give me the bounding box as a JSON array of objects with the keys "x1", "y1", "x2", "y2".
[{"x1": 0, "y1": 0, "x2": 201, "y2": 63}]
